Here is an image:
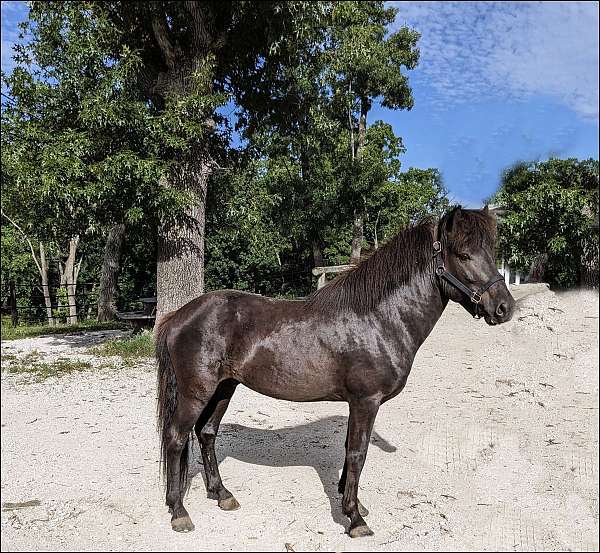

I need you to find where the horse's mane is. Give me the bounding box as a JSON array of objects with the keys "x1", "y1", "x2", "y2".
[{"x1": 305, "y1": 208, "x2": 496, "y2": 314}]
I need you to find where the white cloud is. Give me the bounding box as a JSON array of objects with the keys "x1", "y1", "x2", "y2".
[{"x1": 392, "y1": 1, "x2": 599, "y2": 121}]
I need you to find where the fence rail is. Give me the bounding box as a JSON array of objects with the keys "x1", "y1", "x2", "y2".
[{"x1": 2, "y1": 281, "x2": 100, "y2": 326}]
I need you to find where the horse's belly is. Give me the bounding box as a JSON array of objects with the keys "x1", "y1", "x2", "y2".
[{"x1": 238, "y1": 349, "x2": 342, "y2": 402}]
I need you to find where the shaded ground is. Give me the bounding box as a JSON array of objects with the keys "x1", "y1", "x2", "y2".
[{"x1": 1, "y1": 285, "x2": 598, "y2": 551}]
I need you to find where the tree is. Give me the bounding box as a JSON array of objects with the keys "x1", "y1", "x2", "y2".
[
  {"x1": 491, "y1": 158, "x2": 599, "y2": 287},
  {"x1": 93, "y1": 1, "x2": 334, "y2": 316},
  {"x1": 231, "y1": 1, "x2": 338, "y2": 270},
  {"x1": 0, "y1": 212, "x2": 54, "y2": 325},
  {"x1": 2, "y1": 1, "x2": 447, "y2": 318},
  {"x1": 1, "y1": 1, "x2": 174, "y2": 323},
  {"x1": 326, "y1": 1, "x2": 420, "y2": 261}
]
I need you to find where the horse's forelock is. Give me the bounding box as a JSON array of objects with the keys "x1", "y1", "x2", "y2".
[{"x1": 442, "y1": 208, "x2": 496, "y2": 251}]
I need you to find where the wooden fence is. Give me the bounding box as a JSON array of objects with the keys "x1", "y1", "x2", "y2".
[{"x1": 1, "y1": 281, "x2": 100, "y2": 326}]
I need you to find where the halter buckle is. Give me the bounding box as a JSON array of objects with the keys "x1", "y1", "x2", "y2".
[
  {"x1": 471, "y1": 291, "x2": 482, "y2": 304},
  {"x1": 432, "y1": 241, "x2": 442, "y2": 253}
]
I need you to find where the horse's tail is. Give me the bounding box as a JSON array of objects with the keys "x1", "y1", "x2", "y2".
[{"x1": 155, "y1": 311, "x2": 190, "y2": 495}]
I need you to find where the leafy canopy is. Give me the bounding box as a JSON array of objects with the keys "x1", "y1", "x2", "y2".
[{"x1": 491, "y1": 158, "x2": 599, "y2": 287}]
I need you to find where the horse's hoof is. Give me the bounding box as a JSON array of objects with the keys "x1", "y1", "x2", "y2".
[
  {"x1": 171, "y1": 515, "x2": 195, "y2": 532},
  {"x1": 358, "y1": 500, "x2": 369, "y2": 517},
  {"x1": 218, "y1": 496, "x2": 240, "y2": 511},
  {"x1": 349, "y1": 524, "x2": 374, "y2": 538}
]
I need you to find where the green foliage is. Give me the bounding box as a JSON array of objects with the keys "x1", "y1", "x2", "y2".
[
  {"x1": 91, "y1": 330, "x2": 154, "y2": 359},
  {"x1": 1, "y1": 0, "x2": 449, "y2": 309},
  {"x1": 491, "y1": 158, "x2": 599, "y2": 287},
  {"x1": 327, "y1": 1, "x2": 419, "y2": 109},
  {"x1": 365, "y1": 167, "x2": 450, "y2": 244},
  {"x1": 0, "y1": 317, "x2": 125, "y2": 340},
  {"x1": 0, "y1": 226, "x2": 38, "y2": 295}
]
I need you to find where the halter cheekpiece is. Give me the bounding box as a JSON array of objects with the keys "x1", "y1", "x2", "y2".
[{"x1": 432, "y1": 240, "x2": 504, "y2": 319}]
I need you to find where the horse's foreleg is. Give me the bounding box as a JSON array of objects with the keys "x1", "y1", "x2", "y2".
[
  {"x1": 195, "y1": 379, "x2": 240, "y2": 511},
  {"x1": 339, "y1": 423, "x2": 369, "y2": 517},
  {"x1": 342, "y1": 398, "x2": 379, "y2": 537}
]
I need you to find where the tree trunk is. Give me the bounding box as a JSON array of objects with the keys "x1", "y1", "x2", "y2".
[
  {"x1": 312, "y1": 240, "x2": 324, "y2": 268},
  {"x1": 59, "y1": 236, "x2": 82, "y2": 325},
  {"x1": 146, "y1": 7, "x2": 227, "y2": 319},
  {"x1": 0, "y1": 210, "x2": 54, "y2": 326},
  {"x1": 39, "y1": 242, "x2": 54, "y2": 326},
  {"x1": 97, "y1": 224, "x2": 126, "y2": 322},
  {"x1": 374, "y1": 210, "x2": 380, "y2": 251},
  {"x1": 300, "y1": 148, "x2": 324, "y2": 270},
  {"x1": 349, "y1": 97, "x2": 370, "y2": 264},
  {"x1": 350, "y1": 211, "x2": 364, "y2": 264},
  {"x1": 9, "y1": 281, "x2": 18, "y2": 327},
  {"x1": 156, "y1": 153, "x2": 210, "y2": 318},
  {"x1": 357, "y1": 98, "x2": 368, "y2": 159}
]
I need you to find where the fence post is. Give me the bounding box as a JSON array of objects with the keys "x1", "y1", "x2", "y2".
[{"x1": 9, "y1": 280, "x2": 18, "y2": 327}]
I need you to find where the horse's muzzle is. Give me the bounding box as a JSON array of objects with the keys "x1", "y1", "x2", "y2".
[{"x1": 484, "y1": 296, "x2": 515, "y2": 325}]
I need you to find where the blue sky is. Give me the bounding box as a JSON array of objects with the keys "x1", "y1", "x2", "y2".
[{"x1": 2, "y1": 1, "x2": 598, "y2": 206}]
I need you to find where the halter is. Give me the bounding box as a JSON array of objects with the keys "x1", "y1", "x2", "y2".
[{"x1": 432, "y1": 239, "x2": 504, "y2": 319}]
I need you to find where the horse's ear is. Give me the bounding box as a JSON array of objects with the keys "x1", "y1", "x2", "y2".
[
  {"x1": 446, "y1": 205, "x2": 462, "y2": 233},
  {"x1": 483, "y1": 204, "x2": 489, "y2": 213}
]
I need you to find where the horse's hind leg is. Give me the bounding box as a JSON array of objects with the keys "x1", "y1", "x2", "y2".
[
  {"x1": 195, "y1": 379, "x2": 240, "y2": 511},
  {"x1": 165, "y1": 394, "x2": 212, "y2": 532}
]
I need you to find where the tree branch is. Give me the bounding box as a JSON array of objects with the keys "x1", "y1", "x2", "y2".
[
  {"x1": 1, "y1": 207, "x2": 43, "y2": 276},
  {"x1": 151, "y1": 12, "x2": 177, "y2": 69}
]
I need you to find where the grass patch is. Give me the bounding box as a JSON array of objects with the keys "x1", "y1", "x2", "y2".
[
  {"x1": 91, "y1": 331, "x2": 155, "y2": 359},
  {"x1": 1, "y1": 356, "x2": 103, "y2": 382},
  {"x1": 1, "y1": 318, "x2": 127, "y2": 341}
]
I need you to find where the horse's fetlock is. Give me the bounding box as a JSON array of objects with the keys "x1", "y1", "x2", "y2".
[
  {"x1": 342, "y1": 498, "x2": 357, "y2": 515},
  {"x1": 166, "y1": 492, "x2": 179, "y2": 507}
]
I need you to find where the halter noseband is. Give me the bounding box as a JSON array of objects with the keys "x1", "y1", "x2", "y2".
[{"x1": 432, "y1": 239, "x2": 504, "y2": 319}]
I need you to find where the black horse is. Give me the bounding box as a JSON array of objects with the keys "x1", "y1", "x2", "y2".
[{"x1": 155, "y1": 206, "x2": 515, "y2": 537}]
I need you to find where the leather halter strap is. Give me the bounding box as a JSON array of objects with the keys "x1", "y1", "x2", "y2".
[{"x1": 432, "y1": 239, "x2": 504, "y2": 319}]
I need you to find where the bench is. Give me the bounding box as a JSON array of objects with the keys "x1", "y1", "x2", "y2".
[{"x1": 116, "y1": 297, "x2": 156, "y2": 334}]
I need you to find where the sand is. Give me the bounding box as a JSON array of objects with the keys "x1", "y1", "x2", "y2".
[{"x1": 1, "y1": 284, "x2": 598, "y2": 551}]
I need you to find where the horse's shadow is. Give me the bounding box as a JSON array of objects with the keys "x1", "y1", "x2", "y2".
[{"x1": 187, "y1": 414, "x2": 396, "y2": 528}]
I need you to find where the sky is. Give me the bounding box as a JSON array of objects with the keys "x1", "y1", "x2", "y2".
[{"x1": 2, "y1": 0, "x2": 598, "y2": 207}]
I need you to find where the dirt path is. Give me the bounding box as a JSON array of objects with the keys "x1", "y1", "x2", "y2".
[{"x1": 1, "y1": 286, "x2": 598, "y2": 551}]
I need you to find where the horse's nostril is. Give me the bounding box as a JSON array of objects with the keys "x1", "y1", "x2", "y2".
[{"x1": 496, "y1": 303, "x2": 507, "y2": 317}]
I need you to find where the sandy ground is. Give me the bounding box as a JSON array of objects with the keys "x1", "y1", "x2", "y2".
[{"x1": 1, "y1": 284, "x2": 598, "y2": 552}]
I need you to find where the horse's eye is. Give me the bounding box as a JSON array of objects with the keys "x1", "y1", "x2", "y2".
[{"x1": 458, "y1": 253, "x2": 471, "y2": 261}]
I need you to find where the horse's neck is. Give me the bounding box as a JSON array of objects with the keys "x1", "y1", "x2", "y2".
[{"x1": 373, "y1": 273, "x2": 447, "y2": 353}]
